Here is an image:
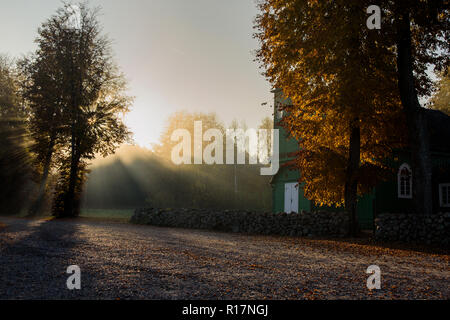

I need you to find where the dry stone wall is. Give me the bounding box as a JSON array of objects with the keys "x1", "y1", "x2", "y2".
[
  {"x1": 131, "y1": 208, "x2": 349, "y2": 237},
  {"x1": 375, "y1": 212, "x2": 450, "y2": 246}
]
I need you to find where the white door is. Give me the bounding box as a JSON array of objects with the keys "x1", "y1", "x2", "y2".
[
  {"x1": 284, "y1": 184, "x2": 291, "y2": 213},
  {"x1": 284, "y1": 182, "x2": 299, "y2": 213},
  {"x1": 291, "y1": 183, "x2": 299, "y2": 213}
]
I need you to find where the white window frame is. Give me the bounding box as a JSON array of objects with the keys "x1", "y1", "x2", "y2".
[
  {"x1": 276, "y1": 105, "x2": 283, "y2": 119},
  {"x1": 398, "y1": 163, "x2": 412, "y2": 199},
  {"x1": 439, "y1": 183, "x2": 450, "y2": 207}
]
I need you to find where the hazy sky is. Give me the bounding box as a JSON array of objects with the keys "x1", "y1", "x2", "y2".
[{"x1": 0, "y1": 0, "x2": 274, "y2": 148}]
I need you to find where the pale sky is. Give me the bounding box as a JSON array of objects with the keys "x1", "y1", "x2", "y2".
[{"x1": 0, "y1": 0, "x2": 274, "y2": 148}]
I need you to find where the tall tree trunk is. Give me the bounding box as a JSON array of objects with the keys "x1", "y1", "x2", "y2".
[
  {"x1": 64, "y1": 157, "x2": 80, "y2": 217},
  {"x1": 344, "y1": 119, "x2": 360, "y2": 236},
  {"x1": 28, "y1": 135, "x2": 55, "y2": 216},
  {"x1": 64, "y1": 134, "x2": 80, "y2": 217},
  {"x1": 63, "y1": 37, "x2": 81, "y2": 218},
  {"x1": 396, "y1": 10, "x2": 433, "y2": 215}
]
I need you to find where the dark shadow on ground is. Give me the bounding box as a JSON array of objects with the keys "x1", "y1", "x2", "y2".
[{"x1": 0, "y1": 217, "x2": 101, "y2": 299}]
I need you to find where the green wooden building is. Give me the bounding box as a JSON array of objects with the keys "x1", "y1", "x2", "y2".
[{"x1": 270, "y1": 89, "x2": 450, "y2": 230}]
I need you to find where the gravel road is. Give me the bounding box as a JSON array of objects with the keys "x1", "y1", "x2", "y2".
[{"x1": 0, "y1": 217, "x2": 448, "y2": 299}]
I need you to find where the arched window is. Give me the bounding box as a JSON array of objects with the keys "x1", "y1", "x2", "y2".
[{"x1": 398, "y1": 163, "x2": 412, "y2": 199}]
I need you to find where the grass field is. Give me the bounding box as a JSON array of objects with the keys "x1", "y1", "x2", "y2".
[
  {"x1": 6, "y1": 208, "x2": 135, "y2": 222},
  {"x1": 79, "y1": 208, "x2": 134, "y2": 221}
]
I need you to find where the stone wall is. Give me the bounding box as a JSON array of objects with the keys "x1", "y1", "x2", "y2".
[
  {"x1": 131, "y1": 208, "x2": 349, "y2": 237},
  {"x1": 375, "y1": 212, "x2": 450, "y2": 246}
]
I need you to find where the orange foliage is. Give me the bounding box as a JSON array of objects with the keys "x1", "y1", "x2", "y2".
[{"x1": 255, "y1": 0, "x2": 407, "y2": 206}]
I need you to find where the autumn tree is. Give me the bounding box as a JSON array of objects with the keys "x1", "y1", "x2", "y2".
[
  {"x1": 24, "y1": 3, "x2": 132, "y2": 217},
  {"x1": 255, "y1": 0, "x2": 406, "y2": 234}
]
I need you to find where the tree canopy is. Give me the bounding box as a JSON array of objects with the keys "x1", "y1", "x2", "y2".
[
  {"x1": 255, "y1": 0, "x2": 449, "y2": 223},
  {"x1": 20, "y1": 3, "x2": 132, "y2": 217},
  {"x1": 254, "y1": 1, "x2": 406, "y2": 215}
]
